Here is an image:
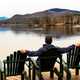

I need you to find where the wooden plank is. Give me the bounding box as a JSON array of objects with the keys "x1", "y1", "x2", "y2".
[
  {"x1": 10, "y1": 54, "x2": 13, "y2": 75},
  {"x1": 7, "y1": 56, "x2": 9, "y2": 76},
  {"x1": 15, "y1": 51, "x2": 20, "y2": 75},
  {"x1": 3, "y1": 60, "x2": 6, "y2": 80},
  {"x1": 13, "y1": 51, "x2": 17, "y2": 75}
]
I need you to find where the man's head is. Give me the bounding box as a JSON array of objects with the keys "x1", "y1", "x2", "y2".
[{"x1": 45, "y1": 36, "x2": 52, "y2": 44}]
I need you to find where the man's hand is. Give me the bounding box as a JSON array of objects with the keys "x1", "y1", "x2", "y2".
[
  {"x1": 75, "y1": 44, "x2": 80, "y2": 48},
  {"x1": 20, "y1": 49, "x2": 28, "y2": 54}
]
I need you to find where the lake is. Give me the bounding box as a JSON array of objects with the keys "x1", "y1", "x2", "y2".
[{"x1": 0, "y1": 25, "x2": 80, "y2": 70}]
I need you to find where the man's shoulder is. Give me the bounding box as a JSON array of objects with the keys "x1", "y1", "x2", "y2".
[
  {"x1": 43, "y1": 44, "x2": 55, "y2": 50},
  {"x1": 43, "y1": 44, "x2": 54, "y2": 47}
]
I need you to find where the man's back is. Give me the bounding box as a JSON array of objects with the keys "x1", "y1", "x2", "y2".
[{"x1": 37, "y1": 48, "x2": 60, "y2": 71}]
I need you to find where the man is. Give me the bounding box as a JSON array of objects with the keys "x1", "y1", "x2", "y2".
[
  {"x1": 26, "y1": 36, "x2": 75, "y2": 56},
  {"x1": 20, "y1": 36, "x2": 75, "y2": 80}
]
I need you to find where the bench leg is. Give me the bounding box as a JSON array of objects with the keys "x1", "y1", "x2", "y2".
[
  {"x1": 75, "y1": 68, "x2": 79, "y2": 75},
  {"x1": 0, "y1": 72, "x2": 3, "y2": 80},
  {"x1": 50, "y1": 67, "x2": 54, "y2": 79},
  {"x1": 21, "y1": 73, "x2": 24, "y2": 80},
  {"x1": 32, "y1": 66, "x2": 36, "y2": 80},
  {"x1": 53, "y1": 68, "x2": 62, "y2": 80},
  {"x1": 50, "y1": 70, "x2": 53, "y2": 78},
  {"x1": 35, "y1": 69, "x2": 44, "y2": 80},
  {"x1": 64, "y1": 67, "x2": 71, "y2": 80}
]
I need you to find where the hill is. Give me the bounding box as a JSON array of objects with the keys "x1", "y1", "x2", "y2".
[{"x1": 0, "y1": 8, "x2": 80, "y2": 27}]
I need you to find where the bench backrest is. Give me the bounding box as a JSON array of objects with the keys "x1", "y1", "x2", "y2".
[
  {"x1": 67, "y1": 47, "x2": 80, "y2": 68},
  {"x1": 37, "y1": 48, "x2": 61, "y2": 71},
  {"x1": 3, "y1": 51, "x2": 27, "y2": 76}
]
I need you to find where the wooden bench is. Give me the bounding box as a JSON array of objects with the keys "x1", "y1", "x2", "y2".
[
  {"x1": 67, "y1": 47, "x2": 80, "y2": 79},
  {"x1": 3, "y1": 50, "x2": 30, "y2": 80},
  {"x1": 28, "y1": 48, "x2": 63, "y2": 80},
  {"x1": 0, "y1": 69, "x2": 4, "y2": 80}
]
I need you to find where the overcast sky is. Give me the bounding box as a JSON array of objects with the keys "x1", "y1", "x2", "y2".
[{"x1": 0, "y1": 0, "x2": 80, "y2": 17}]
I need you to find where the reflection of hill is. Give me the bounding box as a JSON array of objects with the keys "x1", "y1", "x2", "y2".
[
  {"x1": 0, "y1": 8, "x2": 80, "y2": 27},
  {"x1": 11, "y1": 24, "x2": 80, "y2": 38}
]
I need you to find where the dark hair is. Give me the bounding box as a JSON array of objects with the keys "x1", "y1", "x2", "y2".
[{"x1": 45, "y1": 36, "x2": 52, "y2": 44}]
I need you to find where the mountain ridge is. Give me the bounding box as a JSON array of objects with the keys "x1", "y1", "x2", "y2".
[
  {"x1": 0, "y1": 8, "x2": 80, "y2": 26},
  {"x1": 8, "y1": 8, "x2": 80, "y2": 18}
]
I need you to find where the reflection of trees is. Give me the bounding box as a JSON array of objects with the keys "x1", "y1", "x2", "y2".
[
  {"x1": 44, "y1": 26, "x2": 51, "y2": 34},
  {"x1": 44, "y1": 16, "x2": 51, "y2": 26},
  {"x1": 31, "y1": 18, "x2": 40, "y2": 24},
  {"x1": 64, "y1": 14, "x2": 74, "y2": 35},
  {"x1": 64, "y1": 24, "x2": 74, "y2": 35}
]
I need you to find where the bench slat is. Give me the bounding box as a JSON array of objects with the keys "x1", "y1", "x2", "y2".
[{"x1": 67, "y1": 47, "x2": 80, "y2": 68}]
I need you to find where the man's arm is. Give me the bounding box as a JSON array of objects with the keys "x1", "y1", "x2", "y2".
[
  {"x1": 55, "y1": 44, "x2": 75, "y2": 53},
  {"x1": 19, "y1": 47, "x2": 45, "y2": 56}
]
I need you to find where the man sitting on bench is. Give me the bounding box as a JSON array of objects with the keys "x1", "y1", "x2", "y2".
[{"x1": 20, "y1": 36, "x2": 76, "y2": 80}]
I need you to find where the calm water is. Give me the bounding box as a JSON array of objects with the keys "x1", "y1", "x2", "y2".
[{"x1": 0, "y1": 25, "x2": 80, "y2": 70}]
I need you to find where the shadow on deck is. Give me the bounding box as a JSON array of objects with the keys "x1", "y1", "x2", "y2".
[{"x1": 6, "y1": 70, "x2": 80, "y2": 80}]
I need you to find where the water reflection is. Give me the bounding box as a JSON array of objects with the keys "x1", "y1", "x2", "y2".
[{"x1": 10, "y1": 24, "x2": 80, "y2": 38}]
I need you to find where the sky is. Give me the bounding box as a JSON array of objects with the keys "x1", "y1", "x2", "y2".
[{"x1": 0, "y1": 0, "x2": 80, "y2": 18}]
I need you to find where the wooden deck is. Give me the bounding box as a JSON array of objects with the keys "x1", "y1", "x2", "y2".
[
  {"x1": 6, "y1": 70, "x2": 80, "y2": 80},
  {"x1": 6, "y1": 63, "x2": 80, "y2": 80}
]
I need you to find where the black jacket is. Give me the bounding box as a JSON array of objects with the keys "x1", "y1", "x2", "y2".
[{"x1": 28, "y1": 44, "x2": 75, "y2": 56}]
